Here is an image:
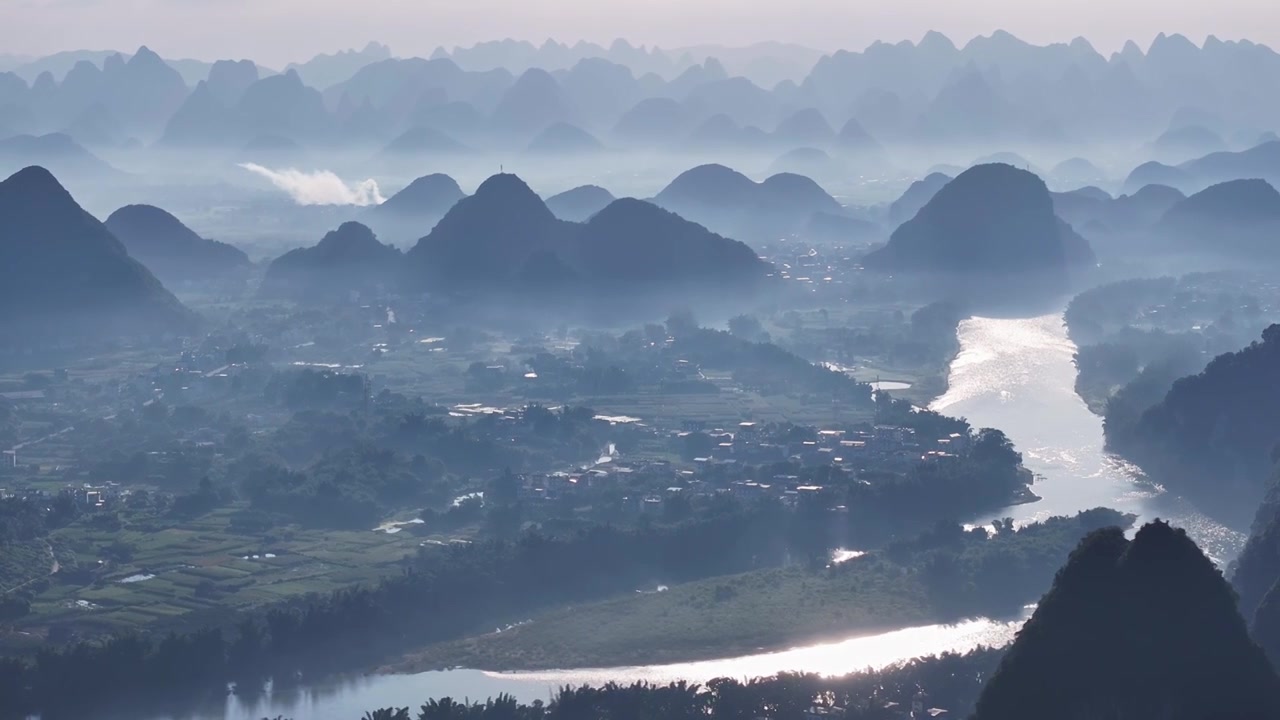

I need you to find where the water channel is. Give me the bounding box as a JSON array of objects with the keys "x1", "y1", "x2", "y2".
[{"x1": 156, "y1": 312, "x2": 1245, "y2": 719}]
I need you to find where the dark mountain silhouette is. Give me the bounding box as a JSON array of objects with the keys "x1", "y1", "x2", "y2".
[
  {"x1": 0, "y1": 166, "x2": 195, "y2": 346},
  {"x1": 575, "y1": 198, "x2": 766, "y2": 287},
  {"x1": 973, "y1": 522, "x2": 1280, "y2": 720},
  {"x1": 405, "y1": 173, "x2": 568, "y2": 292},
  {"x1": 1154, "y1": 179, "x2": 1280, "y2": 258},
  {"x1": 1233, "y1": 465, "x2": 1280, "y2": 655},
  {"x1": 887, "y1": 172, "x2": 951, "y2": 226},
  {"x1": 545, "y1": 185, "x2": 615, "y2": 221},
  {"x1": 864, "y1": 164, "x2": 1094, "y2": 300},
  {"x1": 525, "y1": 122, "x2": 603, "y2": 154},
  {"x1": 654, "y1": 163, "x2": 759, "y2": 211},
  {"x1": 1109, "y1": 325, "x2": 1280, "y2": 525},
  {"x1": 405, "y1": 173, "x2": 768, "y2": 300},
  {"x1": 285, "y1": 42, "x2": 392, "y2": 89},
  {"x1": 260, "y1": 222, "x2": 401, "y2": 302},
  {"x1": 104, "y1": 205, "x2": 250, "y2": 287},
  {"x1": 653, "y1": 163, "x2": 844, "y2": 242},
  {"x1": 361, "y1": 173, "x2": 465, "y2": 246}
]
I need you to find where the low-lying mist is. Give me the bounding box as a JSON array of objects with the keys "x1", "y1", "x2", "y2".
[{"x1": 239, "y1": 162, "x2": 385, "y2": 206}]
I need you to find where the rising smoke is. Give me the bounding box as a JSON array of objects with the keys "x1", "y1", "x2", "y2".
[{"x1": 239, "y1": 163, "x2": 385, "y2": 206}]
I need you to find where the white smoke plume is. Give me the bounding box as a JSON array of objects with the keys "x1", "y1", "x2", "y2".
[{"x1": 239, "y1": 163, "x2": 385, "y2": 206}]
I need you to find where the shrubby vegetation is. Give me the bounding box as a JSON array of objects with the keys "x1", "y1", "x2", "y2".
[{"x1": 1108, "y1": 325, "x2": 1280, "y2": 523}]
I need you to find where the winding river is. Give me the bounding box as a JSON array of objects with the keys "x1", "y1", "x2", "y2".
[{"x1": 154, "y1": 313, "x2": 1246, "y2": 720}]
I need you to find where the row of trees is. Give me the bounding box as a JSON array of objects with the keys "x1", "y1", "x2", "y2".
[{"x1": 352, "y1": 649, "x2": 1004, "y2": 720}]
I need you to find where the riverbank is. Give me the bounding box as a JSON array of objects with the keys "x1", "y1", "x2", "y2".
[
  {"x1": 389, "y1": 560, "x2": 930, "y2": 672},
  {"x1": 387, "y1": 509, "x2": 1127, "y2": 674}
]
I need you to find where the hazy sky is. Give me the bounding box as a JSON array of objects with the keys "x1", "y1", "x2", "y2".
[{"x1": 5, "y1": 0, "x2": 1280, "y2": 67}]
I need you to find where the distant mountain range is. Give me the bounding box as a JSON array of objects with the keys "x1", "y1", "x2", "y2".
[
  {"x1": 1155, "y1": 179, "x2": 1280, "y2": 260},
  {"x1": 404, "y1": 172, "x2": 769, "y2": 304},
  {"x1": 1123, "y1": 141, "x2": 1280, "y2": 193},
  {"x1": 0, "y1": 166, "x2": 196, "y2": 346},
  {"x1": 8, "y1": 32, "x2": 1280, "y2": 159},
  {"x1": 651, "y1": 163, "x2": 856, "y2": 243}
]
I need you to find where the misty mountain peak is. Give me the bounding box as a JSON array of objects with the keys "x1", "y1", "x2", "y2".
[
  {"x1": 918, "y1": 30, "x2": 957, "y2": 53},
  {"x1": 128, "y1": 45, "x2": 164, "y2": 67}
]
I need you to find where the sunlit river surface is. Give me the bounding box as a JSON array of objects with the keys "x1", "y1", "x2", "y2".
[{"x1": 154, "y1": 313, "x2": 1245, "y2": 719}]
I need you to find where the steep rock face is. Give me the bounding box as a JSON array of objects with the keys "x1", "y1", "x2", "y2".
[
  {"x1": 260, "y1": 222, "x2": 401, "y2": 302},
  {"x1": 974, "y1": 522, "x2": 1280, "y2": 720},
  {"x1": 104, "y1": 204, "x2": 249, "y2": 286},
  {"x1": 0, "y1": 166, "x2": 196, "y2": 345},
  {"x1": 1234, "y1": 466, "x2": 1280, "y2": 632},
  {"x1": 1113, "y1": 325, "x2": 1280, "y2": 526},
  {"x1": 865, "y1": 163, "x2": 1094, "y2": 276}
]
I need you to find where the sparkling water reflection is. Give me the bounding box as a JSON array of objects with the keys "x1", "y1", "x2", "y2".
[
  {"x1": 931, "y1": 314, "x2": 1245, "y2": 563},
  {"x1": 150, "y1": 312, "x2": 1246, "y2": 719}
]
